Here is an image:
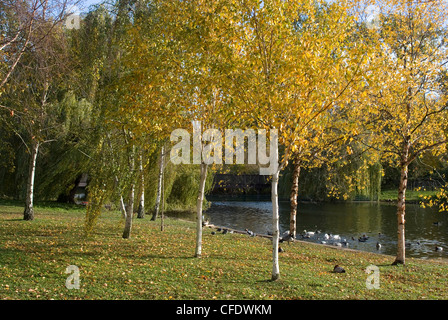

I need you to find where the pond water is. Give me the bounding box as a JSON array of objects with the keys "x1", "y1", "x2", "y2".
[{"x1": 204, "y1": 196, "x2": 448, "y2": 260}]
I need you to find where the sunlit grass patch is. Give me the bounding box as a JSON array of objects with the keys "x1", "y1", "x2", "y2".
[{"x1": 1, "y1": 203, "x2": 448, "y2": 300}]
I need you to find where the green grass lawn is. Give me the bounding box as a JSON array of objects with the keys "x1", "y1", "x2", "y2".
[
  {"x1": 1, "y1": 202, "x2": 448, "y2": 300},
  {"x1": 379, "y1": 189, "x2": 439, "y2": 202}
]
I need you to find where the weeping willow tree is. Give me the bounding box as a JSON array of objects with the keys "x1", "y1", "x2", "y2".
[
  {"x1": 84, "y1": 140, "x2": 216, "y2": 237},
  {"x1": 33, "y1": 92, "x2": 94, "y2": 201},
  {"x1": 82, "y1": 0, "x2": 148, "y2": 237},
  {"x1": 84, "y1": 139, "x2": 113, "y2": 236},
  {"x1": 279, "y1": 150, "x2": 383, "y2": 202},
  {"x1": 326, "y1": 148, "x2": 383, "y2": 202},
  {"x1": 0, "y1": 121, "x2": 27, "y2": 198},
  {"x1": 167, "y1": 164, "x2": 215, "y2": 211},
  {"x1": 84, "y1": 132, "x2": 131, "y2": 237}
]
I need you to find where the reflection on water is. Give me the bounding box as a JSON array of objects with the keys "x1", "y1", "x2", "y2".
[{"x1": 204, "y1": 197, "x2": 448, "y2": 260}]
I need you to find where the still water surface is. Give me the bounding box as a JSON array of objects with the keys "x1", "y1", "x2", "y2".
[{"x1": 204, "y1": 196, "x2": 448, "y2": 260}]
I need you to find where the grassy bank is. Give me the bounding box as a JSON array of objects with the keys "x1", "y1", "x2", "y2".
[
  {"x1": 379, "y1": 189, "x2": 439, "y2": 203},
  {"x1": 1, "y1": 203, "x2": 448, "y2": 300}
]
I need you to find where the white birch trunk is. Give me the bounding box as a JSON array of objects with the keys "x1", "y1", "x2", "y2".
[
  {"x1": 289, "y1": 161, "x2": 301, "y2": 239},
  {"x1": 151, "y1": 146, "x2": 165, "y2": 221},
  {"x1": 393, "y1": 143, "x2": 410, "y2": 265},
  {"x1": 122, "y1": 184, "x2": 135, "y2": 239},
  {"x1": 137, "y1": 154, "x2": 145, "y2": 219},
  {"x1": 114, "y1": 175, "x2": 127, "y2": 219},
  {"x1": 271, "y1": 168, "x2": 280, "y2": 280},
  {"x1": 122, "y1": 146, "x2": 135, "y2": 239},
  {"x1": 23, "y1": 142, "x2": 39, "y2": 221},
  {"x1": 119, "y1": 195, "x2": 127, "y2": 219},
  {"x1": 160, "y1": 167, "x2": 165, "y2": 231},
  {"x1": 195, "y1": 163, "x2": 208, "y2": 258}
]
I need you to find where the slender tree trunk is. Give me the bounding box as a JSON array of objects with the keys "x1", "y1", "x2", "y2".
[
  {"x1": 195, "y1": 163, "x2": 208, "y2": 258},
  {"x1": 392, "y1": 143, "x2": 410, "y2": 265},
  {"x1": 160, "y1": 168, "x2": 165, "y2": 231},
  {"x1": 271, "y1": 168, "x2": 280, "y2": 281},
  {"x1": 119, "y1": 195, "x2": 127, "y2": 219},
  {"x1": 122, "y1": 184, "x2": 135, "y2": 239},
  {"x1": 151, "y1": 146, "x2": 165, "y2": 221},
  {"x1": 122, "y1": 146, "x2": 135, "y2": 239},
  {"x1": 137, "y1": 155, "x2": 145, "y2": 219},
  {"x1": 23, "y1": 142, "x2": 39, "y2": 221},
  {"x1": 289, "y1": 160, "x2": 301, "y2": 239},
  {"x1": 114, "y1": 175, "x2": 127, "y2": 219}
]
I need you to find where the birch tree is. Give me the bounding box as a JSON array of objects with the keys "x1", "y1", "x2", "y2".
[
  {"x1": 155, "y1": 0, "x2": 370, "y2": 277},
  {"x1": 0, "y1": 0, "x2": 76, "y2": 91},
  {"x1": 221, "y1": 0, "x2": 369, "y2": 280},
  {"x1": 0, "y1": 12, "x2": 75, "y2": 220},
  {"x1": 355, "y1": 0, "x2": 448, "y2": 265},
  {"x1": 137, "y1": 153, "x2": 146, "y2": 219},
  {"x1": 148, "y1": 0, "x2": 235, "y2": 257},
  {"x1": 151, "y1": 146, "x2": 165, "y2": 221}
]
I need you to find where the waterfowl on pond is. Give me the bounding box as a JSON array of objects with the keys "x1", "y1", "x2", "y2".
[
  {"x1": 376, "y1": 242, "x2": 382, "y2": 250},
  {"x1": 333, "y1": 265, "x2": 346, "y2": 273},
  {"x1": 303, "y1": 230, "x2": 315, "y2": 238},
  {"x1": 433, "y1": 222, "x2": 442, "y2": 226},
  {"x1": 358, "y1": 235, "x2": 369, "y2": 242},
  {"x1": 327, "y1": 233, "x2": 338, "y2": 240},
  {"x1": 280, "y1": 230, "x2": 294, "y2": 243},
  {"x1": 435, "y1": 246, "x2": 443, "y2": 251},
  {"x1": 245, "y1": 228, "x2": 255, "y2": 237}
]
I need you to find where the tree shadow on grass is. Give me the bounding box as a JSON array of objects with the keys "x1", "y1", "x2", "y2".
[
  {"x1": 205, "y1": 254, "x2": 267, "y2": 262},
  {"x1": 256, "y1": 279, "x2": 278, "y2": 283},
  {"x1": 376, "y1": 263, "x2": 404, "y2": 267},
  {"x1": 140, "y1": 254, "x2": 198, "y2": 260}
]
